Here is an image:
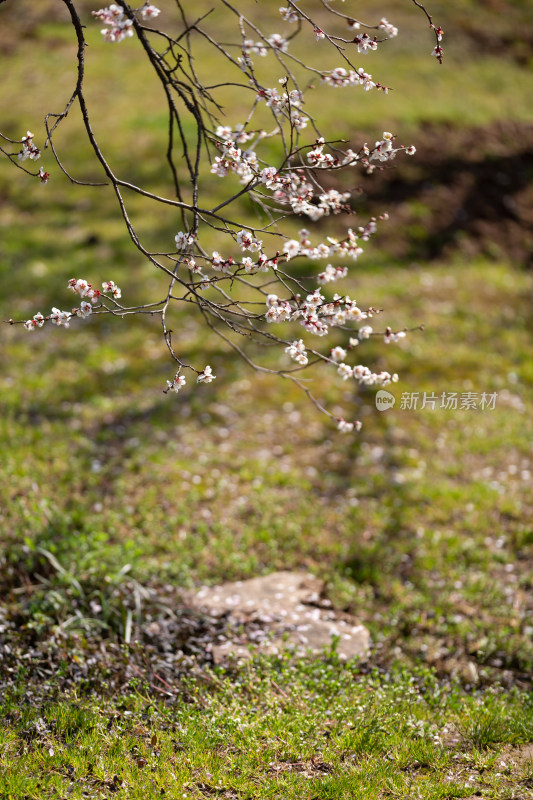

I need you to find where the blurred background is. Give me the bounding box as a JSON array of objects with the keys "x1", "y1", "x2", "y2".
[{"x1": 0, "y1": 0, "x2": 531, "y2": 683}]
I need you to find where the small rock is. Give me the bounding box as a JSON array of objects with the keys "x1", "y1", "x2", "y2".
[{"x1": 188, "y1": 571, "x2": 370, "y2": 663}]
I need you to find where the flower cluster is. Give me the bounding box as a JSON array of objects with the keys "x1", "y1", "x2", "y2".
[
  {"x1": 102, "y1": 280, "x2": 122, "y2": 299},
  {"x1": 165, "y1": 365, "x2": 216, "y2": 394},
  {"x1": 384, "y1": 327, "x2": 407, "y2": 344},
  {"x1": 317, "y1": 264, "x2": 348, "y2": 285},
  {"x1": 236, "y1": 229, "x2": 262, "y2": 252},
  {"x1": 265, "y1": 294, "x2": 293, "y2": 324},
  {"x1": 265, "y1": 283, "x2": 380, "y2": 340},
  {"x1": 368, "y1": 131, "x2": 416, "y2": 164},
  {"x1": 22, "y1": 277, "x2": 123, "y2": 331},
  {"x1": 307, "y1": 137, "x2": 336, "y2": 169},
  {"x1": 337, "y1": 364, "x2": 399, "y2": 387},
  {"x1": 337, "y1": 418, "x2": 362, "y2": 434},
  {"x1": 68, "y1": 278, "x2": 102, "y2": 304},
  {"x1": 14, "y1": 0, "x2": 443, "y2": 434},
  {"x1": 197, "y1": 365, "x2": 216, "y2": 384},
  {"x1": 256, "y1": 86, "x2": 304, "y2": 112},
  {"x1": 431, "y1": 24, "x2": 444, "y2": 62},
  {"x1": 92, "y1": 4, "x2": 134, "y2": 42},
  {"x1": 175, "y1": 231, "x2": 195, "y2": 249},
  {"x1": 378, "y1": 18, "x2": 398, "y2": 38},
  {"x1": 24, "y1": 307, "x2": 71, "y2": 329},
  {"x1": 50, "y1": 308, "x2": 72, "y2": 327},
  {"x1": 279, "y1": 6, "x2": 299, "y2": 23},
  {"x1": 282, "y1": 225, "x2": 380, "y2": 264},
  {"x1": 166, "y1": 373, "x2": 186, "y2": 393},
  {"x1": 92, "y1": 3, "x2": 159, "y2": 43},
  {"x1": 285, "y1": 339, "x2": 308, "y2": 366},
  {"x1": 142, "y1": 4, "x2": 160, "y2": 20},
  {"x1": 267, "y1": 33, "x2": 289, "y2": 52},
  {"x1": 353, "y1": 33, "x2": 378, "y2": 54},
  {"x1": 210, "y1": 139, "x2": 261, "y2": 183},
  {"x1": 215, "y1": 124, "x2": 252, "y2": 145},
  {"x1": 23, "y1": 313, "x2": 45, "y2": 331},
  {"x1": 243, "y1": 253, "x2": 277, "y2": 273},
  {"x1": 242, "y1": 39, "x2": 268, "y2": 60},
  {"x1": 38, "y1": 167, "x2": 50, "y2": 184},
  {"x1": 18, "y1": 131, "x2": 40, "y2": 162},
  {"x1": 322, "y1": 67, "x2": 382, "y2": 92}
]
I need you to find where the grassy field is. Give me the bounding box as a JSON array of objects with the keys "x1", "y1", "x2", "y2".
[{"x1": 1, "y1": 1, "x2": 532, "y2": 798}]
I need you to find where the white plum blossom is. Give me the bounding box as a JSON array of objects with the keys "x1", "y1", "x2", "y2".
[
  {"x1": 243, "y1": 39, "x2": 268, "y2": 58},
  {"x1": 102, "y1": 280, "x2": 122, "y2": 299},
  {"x1": 337, "y1": 362, "x2": 353, "y2": 380},
  {"x1": 318, "y1": 189, "x2": 351, "y2": 215},
  {"x1": 18, "y1": 131, "x2": 40, "y2": 162},
  {"x1": 141, "y1": 4, "x2": 160, "y2": 20},
  {"x1": 261, "y1": 166, "x2": 283, "y2": 189},
  {"x1": 76, "y1": 301, "x2": 93, "y2": 318},
  {"x1": 166, "y1": 373, "x2": 186, "y2": 393},
  {"x1": 267, "y1": 33, "x2": 289, "y2": 52},
  {"x1": 283, "y1": 239, "x2": 301, "y2": 260},
  {"x1": 279, "y1": 6, "x2": 299, "y2": 23},
  {"x1": 175, "y1": 231, "x2": 195, "y2": 249},
  {"x1": 265, "y1": 294, "x2": 292, "y2": 323},
  {"x1": 184, "y1": 257, "x2": 201, "y2": 273},
  {"x1": 197, "y1": 365, "x2": 216, "y2": 384},
  {"x1": 236, "y1": 229, "x2": 262, "y2": 252},
  {"x1": 358, "y1": 325, "x2": 373, "y2": 339},
  {"x1": 337, "y1": 419, "x2": 353, "y2": 433},
  {"x1": 337, "y1": 418, "x2": 362, "y2": 433},
  {"x1": 216, "y1": 125, "x2": 233, "y2": 141},
  {"x1": 50, "y1": 307, "x2": 71, "y2": 327},
  {"x1": 353, "y1": 33, "x2": 378, "y2": 54},
  {"x1": 290, "y1": 110, "x2": 309, "y2": 131},
  {"x1": 23, "y1": 312, "x2": 44, "y2": 331},
  {"x1": 378, "y1": 18, "x2": 398, "y2": 38},
  {"x1": 322, "y1": 66, "x2": 378, "y2": 92},
  {"x1": 211, "y1": 251, "x2": 225, "y2": 271},
  {"x1": 256, "y1": 86, "x2": 303, "y2": 112},
  {"x1": 210, "y1": 156, "x2": 230, "y2": 177},
  {"x1": 329, "y1": 346, "x2": 347, "y2": 363},
  {"x1": 285, "y1": 339, "x2": 308, "y2": 366},
  {"x1": 68, "y1": 278, "x2": 102, "y2": 304},
  {"x1": 307, "y1": 138, "x2": 336, "y2": 169},
  {"x1": 92, "y1": 4, "x2": 159, "y2": 43},
  {"x1": 384, "y1": 328, "x2": 407, "y2": 344},
  {"x1": 317, "y1": 264, "x2": 348, "y2": 284},
  {"x1": 351, "y1": 366, "x2": 398, "y2": 386},
  {"x1": 93, "y1": 4, "x2": 134, "y2": 43}
]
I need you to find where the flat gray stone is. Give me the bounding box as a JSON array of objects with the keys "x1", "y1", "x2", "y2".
[{"x1": 189, "y1": 571, "x2": 370, "y2": 663}]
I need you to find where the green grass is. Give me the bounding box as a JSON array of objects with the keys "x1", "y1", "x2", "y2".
[
  {"x1": 1, "y1": 2, "x2": 532, "y2": 798},
  {"x1": 1, "y1": 663, "x2": 532, "y2": 800}
]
